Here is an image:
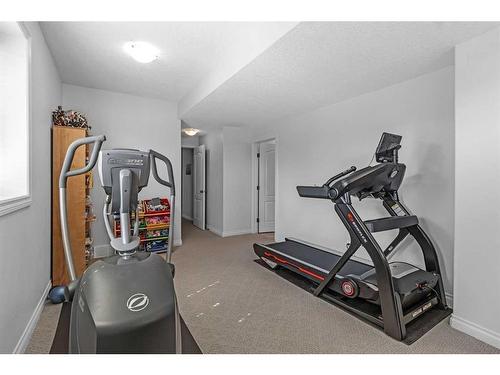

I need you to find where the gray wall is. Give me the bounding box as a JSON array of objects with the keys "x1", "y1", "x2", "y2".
[
  {"x1": 181, "y1": 148, "x2": 194, "y2": 220},
  {"x1": 62, "y1": 84, "x2": 182, "y2": 251},
  {"x1": 253, "y1": 67, "x2": 455, "y2": 299},
  {"x1": 452, "y1": 28, "x2": 500, "y2": 348},
  {"x1": 0, "y1": 22, "x2": 61, "y2": 353}
]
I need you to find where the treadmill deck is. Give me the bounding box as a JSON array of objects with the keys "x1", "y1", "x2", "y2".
[
  {"x1": 255, "y1": 238, "x2": 440, "y2": 308},
  {"x1": 267, "y1": 238, "x2": 373, "y2": 277}
]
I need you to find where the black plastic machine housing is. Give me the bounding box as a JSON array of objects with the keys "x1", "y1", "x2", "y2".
[
  {"x1": 254, "y1": 132, "x2": 451, "y2": 342},
  {"x1": 71, "y1": 253, "x2": 176, "y2": 353}
]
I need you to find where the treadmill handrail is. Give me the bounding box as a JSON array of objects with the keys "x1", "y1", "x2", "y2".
[
  {"x1": 324, "y1": 166, "x2": 357, "y2": 187},
  {"x1": 296, "y1": 185, "x2": 333, "y2": 199},
  {"x1": 296, "y1": 166, "x2": 357, "y2": 200},
  {"x1": 364, "y1": 215, "x2": 418, "y2": 233}
]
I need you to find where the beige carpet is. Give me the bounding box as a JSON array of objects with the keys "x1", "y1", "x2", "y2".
[
  {"x1": 27, "y1": 220, "x2": 499, "y2": 354},
  {"x1": 26, "y1": 303, "x2": 62, "y2": 354}
]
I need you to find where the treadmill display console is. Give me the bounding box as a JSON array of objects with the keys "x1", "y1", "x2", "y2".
[{"x1": 375, "y1": 132, "x2": 402, "y2": 163}]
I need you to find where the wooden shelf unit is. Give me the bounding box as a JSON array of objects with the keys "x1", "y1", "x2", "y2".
[{"x1": 51, "y1": 126, "x2": 94, "y2": 286}]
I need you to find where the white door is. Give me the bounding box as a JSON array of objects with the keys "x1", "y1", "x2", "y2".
[
  {"x1": 193, "y1": 145, "x2": 206, "y2": 230},
  {"x1": 258, "y1": 141, "x2": 276, "y2": 233}
]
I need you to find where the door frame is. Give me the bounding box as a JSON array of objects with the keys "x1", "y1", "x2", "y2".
[
  {"x1": 192, "y1": 144, "x2": 206, "y2": 230},
  {"x1": 181, "y1": 144, "x2": 206, "y2": 229},
  {"x1": 251, "y1": 138, "x2": 277, "y2": 234},
  {"x1": 181, "y1": 146, "x2": 195, "y2": 221}
]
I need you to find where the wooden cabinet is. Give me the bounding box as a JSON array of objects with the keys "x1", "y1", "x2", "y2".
[{"x1": 51, "y1": 126, "x2": 92, "y2": 286}]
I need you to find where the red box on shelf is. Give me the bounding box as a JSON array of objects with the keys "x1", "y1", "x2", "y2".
[
  {"x1": 145, "y1": 215, "x2": 169, "y2": 227},
  {"x1": 144, "y1": 198, "x2": 170, "y2": 215}
]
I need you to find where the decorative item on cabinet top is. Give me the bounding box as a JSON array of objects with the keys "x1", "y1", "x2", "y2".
[{"x1": 52, "y1": 105, "x2": 91, "y2": 129}]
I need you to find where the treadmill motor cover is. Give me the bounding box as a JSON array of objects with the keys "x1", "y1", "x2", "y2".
[{"x1": 354, "y1": 262, "x2": 440, "y2": 307}]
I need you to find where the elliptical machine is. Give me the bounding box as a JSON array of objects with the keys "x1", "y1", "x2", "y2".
[{"x1": 56, "y1": 135, "x2": 182, "y2": 353}]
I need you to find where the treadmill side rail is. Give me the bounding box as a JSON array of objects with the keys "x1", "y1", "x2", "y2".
[{"x1": 334, "y1": 199, "x2": 406, "y2": 341}]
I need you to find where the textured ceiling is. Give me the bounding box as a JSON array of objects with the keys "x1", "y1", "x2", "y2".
[
  {"x1": 40, "y1": 22, "x2": 294, "y2": 102},
  {"x1": 41, "y1": 22, "x2": 500, "y2": 131},
  {"x1": 182, "y1": 22, "x2": 500, "y2": 129}
]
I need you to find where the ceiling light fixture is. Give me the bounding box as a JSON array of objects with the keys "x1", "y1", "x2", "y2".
[
  {"x1": 123, "y1": 41, "x2": 160, "y2": 63},
  {"x1": 183, "y1": 128, "x2": 200, "y2": 136}
]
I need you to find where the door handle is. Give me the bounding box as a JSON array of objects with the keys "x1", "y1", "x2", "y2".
[{"x1": 200, "y1": 190, "x2": 204, "y2": 193}]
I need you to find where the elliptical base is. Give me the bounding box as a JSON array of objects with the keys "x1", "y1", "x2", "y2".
[{"x1": 50, "y1": 302, "x2": 202, "y2": 354}]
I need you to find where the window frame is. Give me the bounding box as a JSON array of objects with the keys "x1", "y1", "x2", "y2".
[{"x1": 0, "y1": 22, "x2": 32, "y2": 217}]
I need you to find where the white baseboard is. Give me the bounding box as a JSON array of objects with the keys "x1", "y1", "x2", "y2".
[
  {"x1": 207, "y1": 224, "x2": 223, "y2": 237},
  {"x1": 13, "y1": 280, "x2": 52, "y2": 354},
  {"x1": 206, "y1": 226, "x2": 251, "y2": 237},
  {"x1": 174, "y1": 239, "x2": 182, "y2": 246},
  {"x1": 450, "y1": 314, "x2": 500, "y2": 349},
  {"x1": 181, "y1": 214, "x2": 193, "y2": 221},
  {"x1": 222, "y1": 228, "x2": 252, "y2": 237}
]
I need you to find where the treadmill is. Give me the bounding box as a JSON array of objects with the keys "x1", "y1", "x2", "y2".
[{"x1": 254, "y1": 133, "x2": 451, "y2": 342}]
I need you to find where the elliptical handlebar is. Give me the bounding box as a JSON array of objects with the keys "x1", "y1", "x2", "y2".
[
  {"x1": 149, "y1": 149, "x2": 176, "y2": 263},
  {"x1": 150, "y1": 149, "x2": 175, "y2": 195},
  {"x1": 59, "y1": 135, "x2": 106, "y2": 282},
  {"x1": 323, "y1": 166, "x2": 357, "y2": 187},
  {"x1": 59, "y1": 135, "x2": 106, "y2": 188}
]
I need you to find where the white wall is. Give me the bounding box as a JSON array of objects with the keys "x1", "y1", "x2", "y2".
[
  {"x1": 181, "y1": 134, "x2": 200, "y2": 148},
  {"x1": 62, "y1": 84, "x2": 182, "y2": 252},
  {"x1": 199, "y1": 127, "x2": 253, "y2": 237},
  {"x1": 181, "y1": 148, "x2": 194, "y2": 220},
  {"x1": 200, "y1": 129, "x2": 224, "y2": 235},
  {"x1": 222, "y1": 127, "x2": 253, "y2": 236},
  {"x1": 452, "y1": 28, "x2": 500, "y2": 348},
  {"x1": 0, "y1": 22, "x2": 61, "y2": 353},
  {"x1": 252, "y1": 67, "x2": 456, "y2": 298}
]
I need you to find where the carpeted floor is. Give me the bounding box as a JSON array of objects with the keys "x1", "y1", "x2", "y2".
[{"x1": 27, "y1": 220, "x2": 499, "y2": 354}]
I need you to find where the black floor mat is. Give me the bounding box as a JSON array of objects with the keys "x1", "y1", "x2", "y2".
[
  {"x1": 50, "y1": 302, "x2": 202, "y2": 354},
  {"x1": 403, "y1": 307, "x2": 452, "y2": 344},
  {"x1": 254, "y1": 258, "x2": 452, "y2": 345},
  {"x1": 50, "y1": 302, "x2": 71, "y2": 354}
]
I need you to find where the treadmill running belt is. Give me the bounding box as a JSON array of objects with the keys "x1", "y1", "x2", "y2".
[{"x1": 269, "y1": 239, "x2": 373, "y2": 276}]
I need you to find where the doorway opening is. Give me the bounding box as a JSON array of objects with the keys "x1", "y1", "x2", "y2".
[
  {"x1": 255, "y1": 139, "x2": 276, "y2": 234},
  {"x1": 181, "y1": 145, "x2": 206, "y2": 231},
  {"x1": 181, "y1": 147, "x2": 195, "y2": 223}
]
